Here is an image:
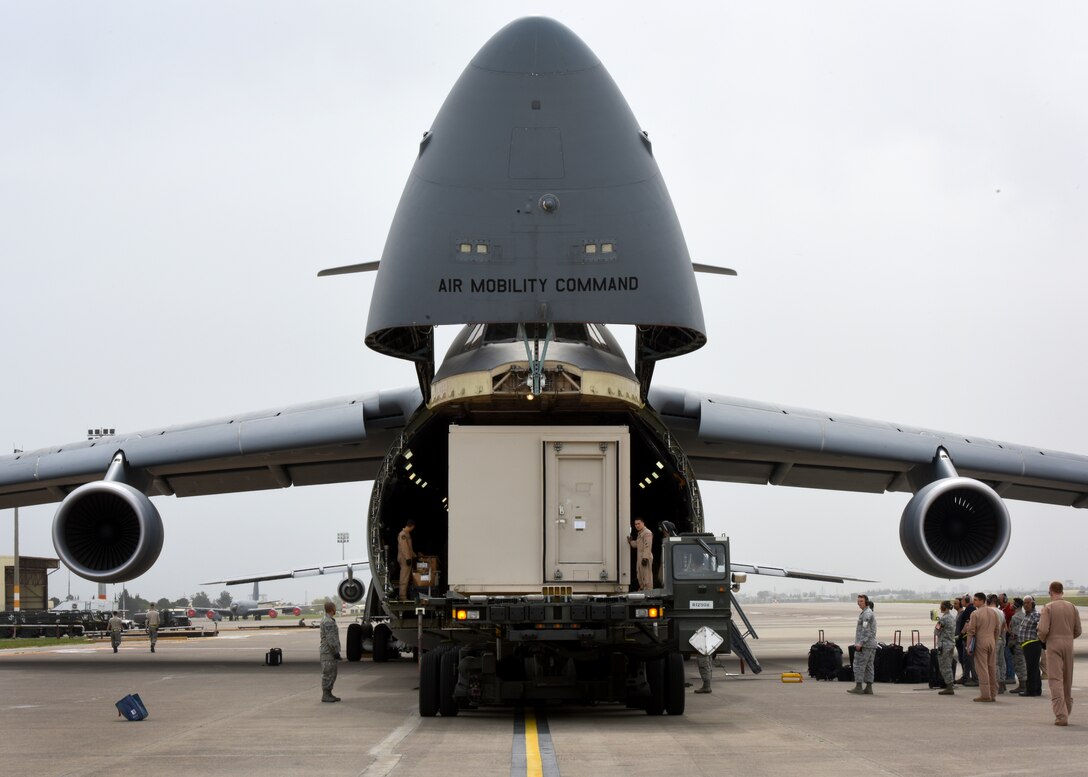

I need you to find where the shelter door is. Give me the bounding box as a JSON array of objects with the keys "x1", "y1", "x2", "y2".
[{"x1": 544, "y1": 441, "x2": 617, "y2": 583}]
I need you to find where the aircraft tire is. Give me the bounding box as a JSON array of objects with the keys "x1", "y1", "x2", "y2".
[
  {"x1": 664, "y1": 651, "x2": 685, "y2": 716},
  {"x1": 645, "y1": 657, "x2": 665, "y2": 716},
  {"x1": 372, "y1": 623, "x2": 392, "y2": 663},
  {"x1": 439, "y1": 648, "x2": 460, "y2": 717},
  {"x1": 346, "y1": 623, "x2": 363, "y2": 662},
  {"x1": 419, "y1": 648, "x2": 441, "y2": 717}
]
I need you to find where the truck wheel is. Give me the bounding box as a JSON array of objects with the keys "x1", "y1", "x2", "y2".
[
  {"x1": 664, "y1": 652, "x2": 686, "y2": 716},
  {"x1": 439, "y1": 648, "x2": 460, "y2": 717},
  {"x1": 419, "y1": 649, "x2": 441, "y2": 717},
  {"x1": 373, "y1": 623, "x2": 392, "y2": 663},
  {"x1": 645, "y1": 657, "x2": 665, "y2": 716},
  {"x1": 346, "y1": 623, "x2": 363, "y2": 662}
]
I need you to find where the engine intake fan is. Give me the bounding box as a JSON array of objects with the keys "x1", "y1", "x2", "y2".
[
  {"x1": 899, "y1": 476, "x2": 1011, "y2": 579},
  {"x1": 338, "y1": 576, "x2": 365, "y2": 604},
  {"x1": 52, "y1": 480, "x2": 164, "y2": 583}
]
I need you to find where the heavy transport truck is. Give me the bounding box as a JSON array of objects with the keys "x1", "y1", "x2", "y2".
[{"x1": 347, "y1": 423, "x2": 748, "y2": 716}]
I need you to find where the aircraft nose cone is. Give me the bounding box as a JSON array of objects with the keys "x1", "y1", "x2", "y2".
[
  {"x1": 471, "y1": 16, "x2": 599, "y2": 74},
  {"x1": 366, "y1": 15, "x2": 706, "y2": 367}
]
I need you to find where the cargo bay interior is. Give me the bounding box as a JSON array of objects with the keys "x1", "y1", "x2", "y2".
[{"x1": 369, "y1": 405, "x2": 703, "y2": 599}]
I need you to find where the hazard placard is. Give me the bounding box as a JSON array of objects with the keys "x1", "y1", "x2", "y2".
[{"x1": 688, "y1": 625, "x2": 724, "y2": 656}]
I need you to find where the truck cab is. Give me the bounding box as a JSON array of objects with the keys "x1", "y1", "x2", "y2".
[{"x1": 662, "y1": 534, "x2": 733, "y2": 655}]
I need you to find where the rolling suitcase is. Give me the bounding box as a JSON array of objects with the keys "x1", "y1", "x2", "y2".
[
  {"x1": 807, "y1": 629, "x2": 843, "y2": 680},
  {"x1": 840, "y1": 643, "x2": 859, "y2": 681},
  {"x1": 901, "y1": 629, "x2": 930, "y2": 684},
  {"x1": 874, "y1": 630, "x2": 904, "y2": 683},
  {"x1": 265, "y1": 647, "x2": 283, "y2": 666}
]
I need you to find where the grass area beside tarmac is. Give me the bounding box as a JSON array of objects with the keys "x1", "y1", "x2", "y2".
[{"x1": 0, "y1": 637, "x2": 93, "y2": 650}]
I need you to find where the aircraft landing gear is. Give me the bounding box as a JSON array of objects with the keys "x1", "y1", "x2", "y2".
[{"x1": 372, "y1": 623, "x2": 392, "y2": 663}]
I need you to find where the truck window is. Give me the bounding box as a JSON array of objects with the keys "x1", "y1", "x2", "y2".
[{"x1": 672, "y1": 544, "x2": 727, "y2": 580}]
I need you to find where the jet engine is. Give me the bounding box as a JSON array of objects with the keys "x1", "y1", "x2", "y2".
[
  {"x1": 338, "y1": 576, "x2": 365, "y2": 604},
  {"x1": 52, "y1": 480, "x2": 164, "y2": 583},
  {"x1": 899, "y1": 477, "x2": 1011, "y2": 578}
]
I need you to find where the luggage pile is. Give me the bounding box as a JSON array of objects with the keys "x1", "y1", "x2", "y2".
[{"x1": 835, "y1": 628, "x2": 936, "y2": 684}]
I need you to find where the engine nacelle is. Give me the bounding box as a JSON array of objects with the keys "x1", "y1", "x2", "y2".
[
  {"x1": 52, "y1": 481, "x2": 165, "y2": 583},
  {"x1": 899, "y1": 477, "x2": 1011, "y2": 579},
  {"x1": 338, "y1": 576, "x2": 365, "y2": 604}
]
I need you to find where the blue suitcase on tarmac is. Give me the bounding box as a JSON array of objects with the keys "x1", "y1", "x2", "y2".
[{"x1": 116, "y1": 693, "x2": 149, "y2": 721}]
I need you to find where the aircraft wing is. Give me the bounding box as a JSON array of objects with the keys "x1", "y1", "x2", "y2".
[
  {"x1": 0, "y1": 388, "x2": 422, "y2": 510},
  {"x1": 650, "y1": 385, "x2": 1088, "y2": 505},
  {"x1": 184, "y1": 607, "x2": 231, "y2": 619},
  {"x1": 730, "y1": 562, "x2": 874, "y2": 585},
  {"x1": 202, "y1": 559, "x2": 371, "y2": 586}
]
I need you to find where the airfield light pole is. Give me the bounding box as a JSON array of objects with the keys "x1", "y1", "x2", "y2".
[
  {"x1": 12, "y1": 448, "x2": 22, "y2": 612},
  {"x1": 336, "y1": 532, "x2": 350, "y2": 615},
  {"x1": 337, "y1": 532, "x2": 349, "y2": 561},
  {"x1": 12, "y1": 505, "x2": 19, "y2": 612}
]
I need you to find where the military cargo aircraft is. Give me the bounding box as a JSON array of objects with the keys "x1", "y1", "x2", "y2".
[
  {"x1": 1, "y1": 17, "x2": 1086, "y2": 688},
  {"x1": 202, "y1": 568, "x2": 369, "y2": 620},
  {"x1": 191, "y1": 581, "x2": 303, "y2": 621}
]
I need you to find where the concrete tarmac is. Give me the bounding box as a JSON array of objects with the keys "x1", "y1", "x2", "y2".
[{"x1": 1, "y1": 602, "x2": 1084, "y2": 777}]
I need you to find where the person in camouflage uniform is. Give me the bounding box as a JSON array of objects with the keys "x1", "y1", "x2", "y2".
[
  {"x1": 107, "y1": 611, "x2": 124, "y2": 653},
  {"x1": 935, "y1": 600, "x2": 957, "y2": 695},
  {"x1": 319, "y1": 601, "x2": 342, "y2": 703},
  {"x1": 848, "y1": 594, "x2": 877, "y2": 695},
  {"x1": 146, "y1": 603, "x2": 160, "y2": 653},
  {"x1": 1008, "y1": 597, "x2": 1027, "y2": 692}
]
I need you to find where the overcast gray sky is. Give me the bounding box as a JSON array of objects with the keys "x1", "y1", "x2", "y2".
[{"x1": 3, "y1": 2, "x2": 1087, "y2": 606}]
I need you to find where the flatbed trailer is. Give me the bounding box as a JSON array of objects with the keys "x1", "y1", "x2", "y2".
[
  {"x1": 367, "y1": 534, "x2": 738, "y2": 716},
  {"x1": 2, "y1": 609, "x2": 106, "y2": 638}
]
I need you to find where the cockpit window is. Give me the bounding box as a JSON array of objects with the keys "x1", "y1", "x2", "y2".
[
  {"x1": 586, "y1": 324, "x2": 608, "y2": 348},
  {"x1": 552, "y1": 323, "x2": 587, "y2": 341},
  {"x1": 463, "y1": 324, "x2": 485, "y2": 349},
  {"x1": 455, "y1": 322, "x2": 618, "y2": 354},
  {"x1": 672, "y1": 544, "x2": 727, "y2": 580},
  {"x1": 483, "y1": 323, "x2": 520, "y2": 342}
]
